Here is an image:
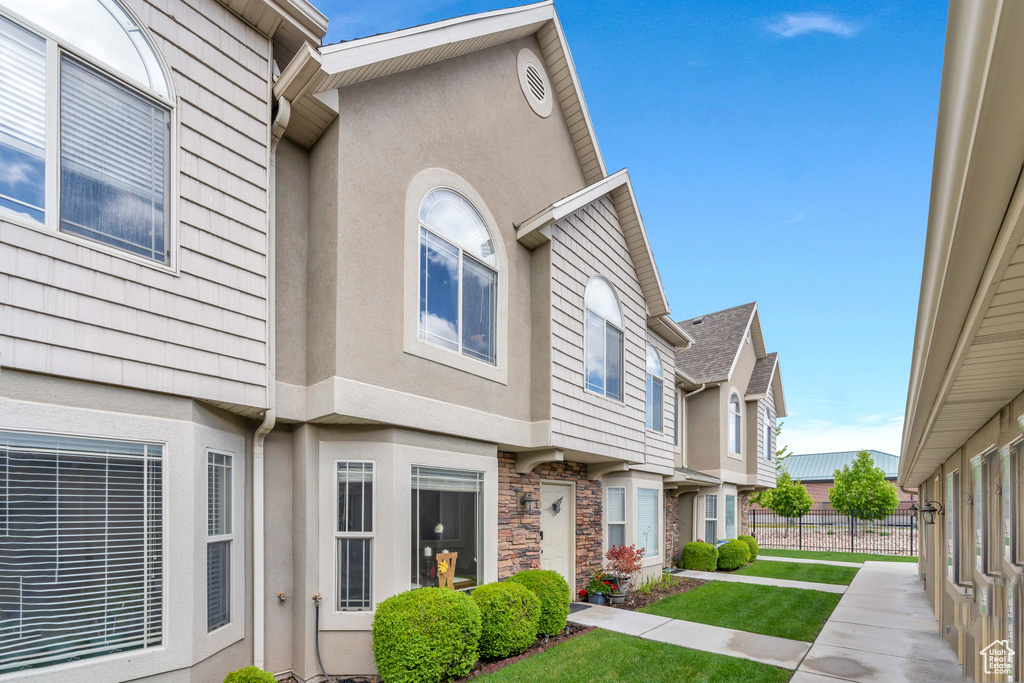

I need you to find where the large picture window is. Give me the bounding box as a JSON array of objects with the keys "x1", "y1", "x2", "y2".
[
  {"x1": 0, "y1": 1, "x2": 172, "y2": 264},
  {"x1": 410, "y1": 466, "x2": 483, "y2": 590},
  {"x1": 584, "y1": 277, "x2": 624, "y2": 400},
  {"x1": 207, "y1": 451, "x2": 233, "y2": 632},
  {"x1": 607, "y1": 486, "x2": 625, "y2": 548},
  {"x1": 336, "y1": 462, "x2": 373, "y2": 611},
  {"x1": 762, "y1": 407, "x2": 772, "y2": 460},
  {"x1": 418, "y1": 189, "x2": 497, "y2": 364},
  {"x1": 645, "y1": 345, "x2": 664, "y2": 432},
  {"x1": 637, "y1": 488, "x2": 659, "y2": 558},
  {"x1": 0, "y1": 431, "x2": 163, "y2": 674}
]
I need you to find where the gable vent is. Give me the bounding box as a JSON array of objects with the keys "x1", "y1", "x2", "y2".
[
  {"x1": 693, "y1": 318, "x2": 704, "y2": 325},
  {"x1": 517, "y1": 48, "x2": 552, "y2": 118}
]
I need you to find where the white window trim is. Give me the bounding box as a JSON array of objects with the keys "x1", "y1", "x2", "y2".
[
  {"x1": 403, "y1": 168, "x2": 508, "y2": 384},
  {"x1": 728, "y1": 393, "x2": 742, "y2": 458},
  {"x1": 606, "y1": 485, "x2": 626, "y2": 550},
  {"x1": 335, "y1": 460, "x2": 376, "y2": 613},
  {"x1": 203, "y1": 447, "x2": 244, "y2": 653},
  {"x1": 762, "y1": 407, "x2": 772, "y2": 460},
  {"x1": 206, "y1": 450, "x2": 233, "y2": 633},
  {"x1": 583, "y1": 277, "x2": 625, "y2": 404},
  {"x1": 704, "y1": 493, "x2": 719, "y2": 544},
  {"x1": 0, "y1": 3, "x2": 179, "y2": 274},
  {"x1": 645, "y1": 345, "x2": 664, "y2": 433}
]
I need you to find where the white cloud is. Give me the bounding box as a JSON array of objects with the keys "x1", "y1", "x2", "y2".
[
  {"x1": 781, "y1": 414, "x2": 904, "y2": 456},
  {"x1": 767, "y1": 13, "x2": 860, "y2": 38}
]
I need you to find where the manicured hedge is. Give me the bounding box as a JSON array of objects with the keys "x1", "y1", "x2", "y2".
[
  {"x1": 738, "y1": 534, "x2": 759, "y2": 560},
  {"x1": 372, "y1": 587, "x2": 482, "y2": 683},
  {"x1": 507, "y1": 569, "x2": 570, "y2": 636},
  {"x1": 681, "y1": 541, "x2": 718, "y2": 572},
  {"x1": 717, "y1": 539, "x2": 751, "y2": 571},
  {"x1": 472, "y1": 581, "x2": 541, "y2": 659},
  {"x1": 224, "y1": 667, "x2": 275, "y2": 683}
]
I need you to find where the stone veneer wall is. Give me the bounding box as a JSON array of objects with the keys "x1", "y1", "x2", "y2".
[
  {"x1": 497, "y1": 453, "x2": 602, "y2": 595},
  {"x1": 665, "y1": 494, "x2": 680, "y2": 566}
]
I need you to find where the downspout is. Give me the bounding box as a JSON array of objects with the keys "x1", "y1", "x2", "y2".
[
  {"x1": 680, "y1": 383, "x2": 707, "y2": 468},
  {"x1": 253, "y1": 95, "x2": 289, "y2": 671}
]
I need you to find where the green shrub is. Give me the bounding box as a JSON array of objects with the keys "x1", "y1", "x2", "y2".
[
  {"x1": 681, "y1": 541, "x2": 718, "y2": 572},
  {"x1": 738, "y1": 534, "x2": 759, "y2": 560},
  {"x1": 717, "y1": 539, "x2": 751, "y2": 570},
  {"x1": 472, "y1": 581, "x2": 541, "y2": 660},
  {"x1": 507, "y1": 569, "x2": 570, "y2": 636},
  {"x1": 372, "y1": 587, "x2": 482, "y2": 683},
  {"x1": 224, "y1": 667, "x2": 275, "y2": 683}
]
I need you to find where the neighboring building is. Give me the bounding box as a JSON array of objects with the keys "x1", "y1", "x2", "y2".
[
  {"x1": 668, "y1": 303, "x2": 787, "y2": 545},
  {"x1": 775, "y1": 450, "x2": 917, "y2": 510},
  {"x1": 900, "y1": 2, "x2": 1024, "y2": 681}
]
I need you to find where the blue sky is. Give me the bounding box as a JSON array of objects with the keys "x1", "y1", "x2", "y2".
[{"x1": 315, "y1": 0, "x2": 949, "y2": 456}]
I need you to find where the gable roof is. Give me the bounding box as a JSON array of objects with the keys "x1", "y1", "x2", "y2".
[
  {"x1": 784, "y1": 450, "x2": 901, "y2": 482},
  {"x1": 674, "y1": 303, "x2": 757, "y2": 383},
  {"x1": 746, "y1": 352, "x2": 777, "y2": 397},
  {"x1": 276, "y1": 1, "x2": 608, "y2": 190},
  {"x1": 517, "y1": 169, "x2": 678, "y2": 323}
]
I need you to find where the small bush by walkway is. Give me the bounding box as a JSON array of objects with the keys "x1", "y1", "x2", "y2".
[
  {"x1": 474, "y1": 628, "x2": 791, "y2": 683},
  {"x1": 732, "y1": 559, "x2": 859, "y2": 585},
  {"x1": 640, "y1": 581, "x2": 841, "y2": 642},
  {"x1": 759, "y1": 548, "x2": 917, "y2": 563}
]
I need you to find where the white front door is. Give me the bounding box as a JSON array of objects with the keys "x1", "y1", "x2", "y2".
[{"x1": 539, "y1": 482, "x2": 573, "y2": 588}]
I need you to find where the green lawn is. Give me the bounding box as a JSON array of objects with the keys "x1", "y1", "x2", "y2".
[
  {"x1": 477, "y1": 629, "x2": 791, "y2": 683},
  {"x1": 733, "y1": 559, "x2": 859, "y2": 585},
  {"x1": 758, "y1": 548, "x2": 918, "y2": 563},
  {"x1": 640, "y1": 582, "x2": 840, "y2": 642}
]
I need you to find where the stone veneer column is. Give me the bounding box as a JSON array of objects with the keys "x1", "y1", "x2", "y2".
[
  {"x1": 740, "y1": 493, "x2": 750, "y2": 535},
  {"x1": 497, "y1": 453, "x2": 603, "y2": 595},
  {"x1": 664, "y1": 494, "x2": 680, "y2": 566}
]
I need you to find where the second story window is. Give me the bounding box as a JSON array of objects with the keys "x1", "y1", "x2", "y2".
[
  {"x1": 645, "y1": 345, "x2": 663, "y2": 431},
  {"x1": 729, "y1": 394, "x2": 742, "y2": 454},
  {"x1": 0, "y1": 0, "x2": 172, "y2": 264},
  {"x1": 584, "y1": 277, "x2": 624, "y2": 400},
  {"x1": 762, "y1": 407, "x2": 771, "y2": 460},
  {"x1": 418, "y1": 189, "x2": 497, "y2": 365}
]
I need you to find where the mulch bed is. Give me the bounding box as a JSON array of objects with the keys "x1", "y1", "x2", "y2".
[
  {"x1": 457, "y1": 623, "x2": 593, "y2": 680},
  {"x1": 607, "y1": 576, "x2": 708, "y2": 611}
]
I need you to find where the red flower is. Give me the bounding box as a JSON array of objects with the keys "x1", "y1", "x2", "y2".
[{"x1": 578, "y1": 589, "x2": 587, "y2": 598}]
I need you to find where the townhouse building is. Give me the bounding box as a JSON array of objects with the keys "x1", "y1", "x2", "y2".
[
  {"x1": 900, "y1": 2, "x2": 1024, "y2": 680},
  {"x1": 0, "y1": 0, "x2": 785, "y2": 680}
]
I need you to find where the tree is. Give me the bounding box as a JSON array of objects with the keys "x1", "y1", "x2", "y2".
[
  {"x1": 751, "y1": 468, "x2": 814, "y2": 518},
  {"x1": 774, "y1": 421, "x2": 793, "y2": 468},
  {"x1": 828, "y1": 450, "x2": 900, "y2": 520}
]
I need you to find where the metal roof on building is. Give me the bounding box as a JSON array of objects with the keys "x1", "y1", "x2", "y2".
[{"x1": 783, "y1": 450, "x2": 901, "y2": 482}]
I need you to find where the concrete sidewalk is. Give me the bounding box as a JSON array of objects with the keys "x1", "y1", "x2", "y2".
[
  {"x1": 758, "y1": 555, "x2": 863, "y2": 568},
  {"x1": 567, "y1": 602, "x2": 810, "y2": 670},
  {"x1": 794, "y1": 561, "x2": 968, "y2": 682},
  {"x1": 672, "y1": 568, "x2": 847, "y2": 594}
]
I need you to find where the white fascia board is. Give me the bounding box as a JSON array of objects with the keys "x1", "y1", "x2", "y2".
[
  {"x1": 724, "y1": 302, "x2": 759, "y2": 383},
  {"x1": 277, "y1": 0, "x2": 329, "y2": 39},
  {"x1": 317, "y1": 1, "x2": 554, "y2": 76},
  {"x1": 647, "y1": 314, "x2": 694, "y2": 350},
  {"x1": 273, "y1": 42, "x2": 324, "y2": 101},
  {"x1": 772, "y1": 359, "x2": 787, "y2": 418},
  {"x1": 516, "y1": 169, "x2": 629, "y2": 243},
  {"x1": 619, "y1": 176, "x2": 670, "y2": 317}
]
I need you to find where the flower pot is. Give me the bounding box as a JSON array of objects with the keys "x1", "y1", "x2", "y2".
[
  {"x1": 587, "y1": 593, "x2": 606, "y2": 605},
  {"x1": 609, "y1": 592, "x2": 625, "y2": 605}
]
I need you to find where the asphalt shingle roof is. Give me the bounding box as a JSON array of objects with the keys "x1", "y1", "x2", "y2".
[
  {"x1": 674, "y1": 302, "x2": 756, "y2": 383},
  {"x1": 784, "y1": 450, "x2": 901, "y2": 482},
  {"x1": 746, "y1": 352, "x2": 778, "y2": 397}
]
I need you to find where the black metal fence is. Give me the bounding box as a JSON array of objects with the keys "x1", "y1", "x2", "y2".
[{"x1": 748, "y1": 508, "x2": 917, "y2": 556}]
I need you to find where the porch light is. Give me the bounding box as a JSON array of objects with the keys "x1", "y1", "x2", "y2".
[
  {"x1": 918, "y1": 500, "x2": 944, "y2": 525},
  {"x1": 520, "y1": 492, "x2": 539, "y2": 512}
]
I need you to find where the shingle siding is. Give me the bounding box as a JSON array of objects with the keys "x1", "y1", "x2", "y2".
[
  {"x1": 645, "y1": 328, "x2": 677, "y2": 473},
  {"x1": 0, "y1": 0, "x2": 271, "y2": 411},
  {"x1": 756, "y1": 387, "x2": 777, "y2": 487}
]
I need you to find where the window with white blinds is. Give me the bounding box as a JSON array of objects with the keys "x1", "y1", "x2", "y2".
[
  {"x1": 207, "y1": 451, "x2": 232, "y2": 632},
  {"x1": 725, "y1": 494, "x2": 736, "y2": 539},
  {"x1": 705, "y1": 494, "x2": 718, "y2": 544},
  {"x1": 337, "y1": 462, "x2": 373, "y2": 611},
  {"x1": 606, "y1": 487, "x2": 625, "y2": 549},
  {"x1": 0, "y1": 431, "x2": 163, "y2": 674},
  {"x1": 637, "y1": 488, "x2": 659, "y2": 558},
  {"x1": 410, "y1": 466, "x2": 483, "y2": 590},
  {"x1": 0, "y1": 2, "x2": 171, "y2": 264}
]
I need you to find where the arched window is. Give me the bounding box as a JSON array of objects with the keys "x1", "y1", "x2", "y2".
[
  {"x1": 0, "y1": 0, "x2": 172, "y2": 263},
  {"x1": 762, "y1": 407, "x2": 772, "y2": 460},
  {"x1": 584, "y1": 277, "x2": 623, "y2": 400},
  {"x1": 418, "y1": 188, "x2": 497, "y2": 364},
  {"x1": 645, "y1": 345, "x2": 663, "y2": 431},
  {"x1": 729, "y1": 394, "x2": 742, "y2": 454}
]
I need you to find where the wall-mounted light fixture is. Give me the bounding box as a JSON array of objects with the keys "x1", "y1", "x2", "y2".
[
  {"x1": 917, "y1": 500, "x2": 944, "y2": 525},
  {"x1": 519, "y1": 492, "x2": 539, "y2": 512}
]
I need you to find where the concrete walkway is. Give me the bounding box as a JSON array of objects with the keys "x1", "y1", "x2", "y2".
[
  {"x1": 794, "y1": 561, "x2": 968, "y2": 682},
  {"x1": 673, "y1": 568, "x2": 847, "y2": 594},
  {"x1": 567, "y1": 602, "x2": 810, "y2": 670},
  {"x1": 758, "y1": 555, "x2": 864, "y2": 568}
]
